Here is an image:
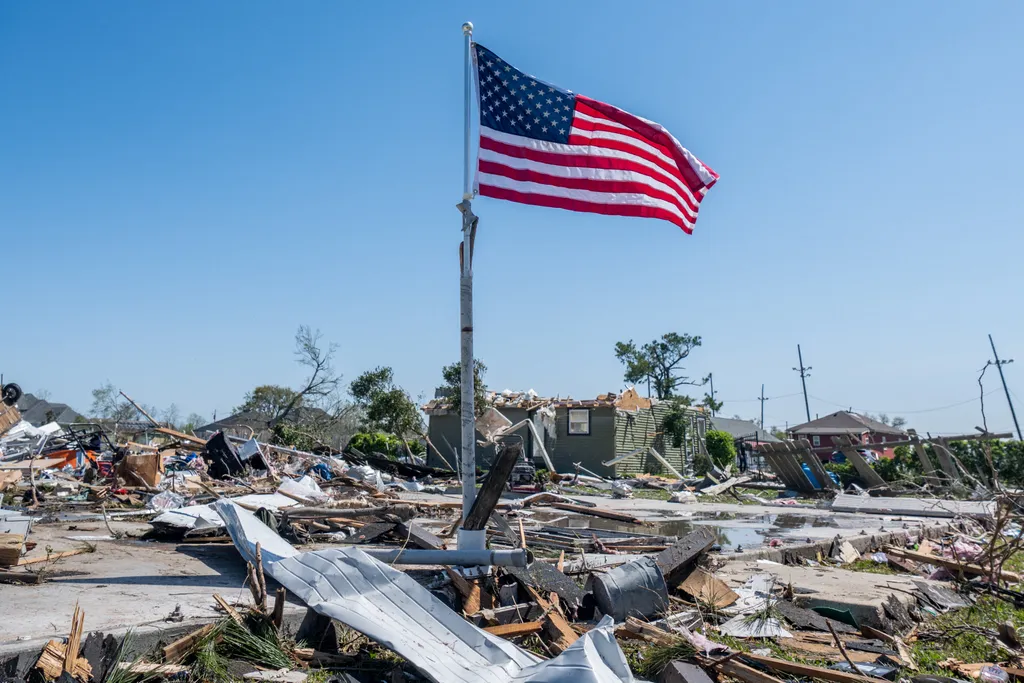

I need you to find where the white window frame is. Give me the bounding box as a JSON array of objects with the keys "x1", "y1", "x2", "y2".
[
  {"x1": 568, "y1": 408, "x2": 591, "y2": 436},
  {"x1": 812, "y1": 435, "x2": 821, "y2": 447}
]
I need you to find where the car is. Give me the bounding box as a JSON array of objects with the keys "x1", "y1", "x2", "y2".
[{"x1": 830, "y1": 448, "x2": 880, "y2": 464}]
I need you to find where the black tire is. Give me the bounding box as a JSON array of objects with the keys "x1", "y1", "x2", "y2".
[{"x1": 2, "y1": 383, "x2": 23, "y2": 407}]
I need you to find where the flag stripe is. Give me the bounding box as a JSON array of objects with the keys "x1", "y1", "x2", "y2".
[
  {"x1": 478, "y1": 150, "x2": 697, "y2": 222},
  {"x1": 479, "y1": 183, "x2": 694, "y2": 233},
  {"x1": 479, "y1": 171, "x2": 695, "y2": 230},
  {"x1": 480, "y1": 127, "x2": 700, "y2": 214}
]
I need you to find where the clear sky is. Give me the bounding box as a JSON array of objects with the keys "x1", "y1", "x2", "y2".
[{"x1": 2, "y1": 2, "x2": 1023, "y2": 436}]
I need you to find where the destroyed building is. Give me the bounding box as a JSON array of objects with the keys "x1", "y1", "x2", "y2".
[{"x1": 424, "y1": 387, "x2": 709, "y2": 476}]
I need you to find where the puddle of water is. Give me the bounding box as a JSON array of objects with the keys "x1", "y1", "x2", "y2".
[{"x1": 528, "y1": 509, "x2": 845, "y2": 550}]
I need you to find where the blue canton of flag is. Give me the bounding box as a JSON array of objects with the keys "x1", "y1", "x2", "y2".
[{"x1": 475, "y1": 44, "x2": 576, "y2": 145}]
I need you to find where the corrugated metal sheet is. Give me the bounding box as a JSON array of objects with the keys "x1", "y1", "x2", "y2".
[
  {"x1": 214, "y1": 501, "x2": 636, "y2": 683},
  {"x1": 613, "y1": 404, "x2": 701, "y2": 477}
]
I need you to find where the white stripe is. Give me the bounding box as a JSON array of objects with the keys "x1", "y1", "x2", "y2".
[
  {"x1": 479, "y1": 147, "x2": 697, "y2": 221},
  {"x1": 572, "y1": 109, "x2": 631, "y2": 132},
  {"x1": 481, "y1": 127, "x2": 700, "y2": 209},
  {"x1": 478, "y1": 171, "x2": 694, "y2": 228},
  {"x1": 569, "y1": 125, "x2": 677, "y2": 173}
]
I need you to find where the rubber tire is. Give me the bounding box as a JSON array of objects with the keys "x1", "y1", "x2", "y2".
[{"x1": 2, "y1": 383, "x2": 23, "y2": 407}]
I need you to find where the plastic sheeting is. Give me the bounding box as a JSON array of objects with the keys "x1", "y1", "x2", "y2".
[
  {"x1": 214, "y1": 500, "x2": 638, "y2": 683},
  {"x1": 151, "y1": 476, "x2": 324, "y2": 531}
]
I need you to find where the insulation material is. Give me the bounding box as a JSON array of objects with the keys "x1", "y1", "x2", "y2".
[{"x1": 214, "y1": 501, "x2": 635, "y2": 683}]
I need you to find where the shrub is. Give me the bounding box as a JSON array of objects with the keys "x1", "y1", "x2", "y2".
[{"x1": 704, "y1": 430, "x2": 737, "y2": 470}]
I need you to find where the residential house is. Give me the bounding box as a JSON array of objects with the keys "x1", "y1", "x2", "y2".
[
  {"x1": 423, "y1": 387, "x2": 709, "y2": 478},
  {"x1": 709, "y1": 416, "x2": 782, "y2": 471},
  {"x1": 16, "y1": 393, "x2": 85, "y2": 426},
  {"x1": 787, "y1": 411, "x2": 907, "y2": 455}
]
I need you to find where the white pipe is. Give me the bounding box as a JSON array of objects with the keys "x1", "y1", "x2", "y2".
[{"x1": 362, "y1": 548, "x2": 529, "y2": 567}]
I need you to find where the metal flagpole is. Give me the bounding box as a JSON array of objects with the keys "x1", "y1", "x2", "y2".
[{"x1": 457, "y1": 21, "x2": 484, "y2": 550}]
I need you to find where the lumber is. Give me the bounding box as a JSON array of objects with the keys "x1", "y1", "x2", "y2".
[
  {"x1": 524, "y1": 585, "x2": 578, "y2": 653},
  {"x1": 548, "y1": 502, "x2": 645, "y2": 525},
  {"x1": 483, "y1": 621, "x2": 544, "y2": 638},
  {"x1": 0, "y1": 533, "x2": 24, "y2": 567},
  {"x1": 162, "y1": 623, "x2": 216, "y2": 662},
  {"x1": 656, "y1": 527, "x2": 717, "y2": 583},
  {"x1": 884, "y1": 545, "x2": 1020, "y2": 582},
  {"x1": 710, "y1": 658, "x2": 786, "y2": 683},
  {"x1": 742, "y1": 653, "x2": 885, "y2": 683},
  {"x1": 212, "y1": 594, "x2": 244, "y2": 624},
  {"x1": 463, "y1": 441, "x2": 524, "y2": 530},
  {"x1": 18, "y1": 547, "x2": 91, "y2": 566}
]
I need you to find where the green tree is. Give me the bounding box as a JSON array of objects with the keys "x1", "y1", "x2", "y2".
[
  {"x1": 614, "y1": 332, "x2": 704, "y2": 399},
  {"x1": 704, "y1": 430, "x2": 737, "y2": 469},
  {"x1": 349, "y1": 367, "x2": 423, "y2": 438},
  {"x1": 440, "y1": 359, "x2": 488, "y2": 416},
  {"x1": 237, "y1": 385, "x2": 301, "y2": 417}
]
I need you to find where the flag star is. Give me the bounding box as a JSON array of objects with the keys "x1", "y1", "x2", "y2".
[
  {"x1": 542, "y1": 126, "x2": 548, "y2": 132},
  {"x1": 504, "y1": 65, "x2": 511, "y2": 71},
  {"x1": 485, "y1": 76, "x2": 492, "y2": 83},
  {"x1": 512, "y1": 74, "x2": 519, "y2": 81},
  {"x1": 556, "y1": 95, "x2": 563, "y2": 102},
  {"x1": 527, "y1": 93, "x2": 534, "y2": 100},
  {"x1": 525, "y1": 123, "x2": 531, "y2": 130},
  {"x1": 561, "y1": 116, "x2": 568, "y2": 122},
  {"x1": 517, "y1": 114, "x2": 524, "y2": 121},
  {"x1": 559, "y1": 128, "x2": 565, "y2": 134},
  {"x1": 534, "y1": 118, "x2": 540, "y2": 124},
  {"x1": 509, "y1": 103, "x2": 515, "y2": 110},
  {"x1": 546, "y1": 98, "x2": 552, "y2": 105},
  {"x1": 502, "y1": 80, "x2": 508, "y2": 86},
  {"x1": 530, "y1": 80, "x2": 536, "y2": 86},
  {"x1": 520, "y1": 84, "x2": 527, "y2": 91},
  {"x1": 542, "y1": 111, "x2": 549, "y2": 117},
  {"x1": 488, "y1": 105, "x2": 494, "y2": 112},
  {"x1": 563, "y1": 105, "x2": 571, "y2": 112},
  {"x1": 526, "y1": 108, "x2": 532, "y2": 114},
  {"x1": 501, "y1": 95, "x2": 508, "y2": 102},
  {"x1": 548, "y1": 87, "x2": 554, "y2": 92},
  {"x1": 518, "y1": 99, "x2": 524, "y2": 105},
  {"x1": 486, "y1": 61, "x2": 493, "y2": 67}
]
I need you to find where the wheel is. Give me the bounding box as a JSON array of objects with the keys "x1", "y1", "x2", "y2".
[{"x1": 2, "y1": 383, "x2": 23, "y2": 407}]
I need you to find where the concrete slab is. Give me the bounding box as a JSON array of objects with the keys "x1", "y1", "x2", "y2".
[
  {"x1": 716, "y1": 560, "x2": 938, "y2": 629},
  {"x1": 0, "y1": 518, "x2": 306, "y2": 648}
]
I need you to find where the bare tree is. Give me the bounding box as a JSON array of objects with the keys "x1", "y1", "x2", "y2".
[{"x1": 271, "y1": 325, "x2": 342, "y2": 426}]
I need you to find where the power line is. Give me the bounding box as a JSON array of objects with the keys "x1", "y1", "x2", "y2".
[
  {"x1": 720, "y1": 392, "x2": 802, "y2": 403},
  {"x1": 793, "y1": 344, "x2": 812, "y2": 423},
  {"x1": 808, "y1": 391, "x2": 999, "y2": 416}
]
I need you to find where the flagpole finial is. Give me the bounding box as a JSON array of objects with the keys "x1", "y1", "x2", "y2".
[{"x1": 462, "y1": 21, "x2": 473, "y2": 36}]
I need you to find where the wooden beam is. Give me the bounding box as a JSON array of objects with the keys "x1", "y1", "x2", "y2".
[
  {"x1": 884, "y1": 545, "x2": 1019, "y2": 583},
  {"x1": 742, "y1": 654, "x2": 881, "y2": 683},
  {"x1": 212, "y1": 594, "x2": 244, "y2": 624},
  {"x1": 463, "y1": 441, "x2": 524, "y2": 531},
  {"x1": 162, "y1": 623, "x2": 216, "y2": 663},
  {"x1": 833, "y1": 437, "x2": 887, "y2": 488},
  {"x1": 548, "y1": 502, "x2": 645, "y2": 525},
  {"x1": 483, "y1": 621, "x2": 543, "y2": 638}
]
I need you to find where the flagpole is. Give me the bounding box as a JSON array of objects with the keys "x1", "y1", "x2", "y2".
[{"x1": 457, "y1": 21, "x2": 484, "y2": 551}]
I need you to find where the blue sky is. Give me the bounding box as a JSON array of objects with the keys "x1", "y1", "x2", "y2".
[{"x1": 2, "y1": 2, "x2": 1022, "y2": 436}]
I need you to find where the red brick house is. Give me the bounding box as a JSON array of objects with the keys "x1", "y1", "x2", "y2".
[{"x1": 788, "y1": 411, "x2": 907, "y2": 458}]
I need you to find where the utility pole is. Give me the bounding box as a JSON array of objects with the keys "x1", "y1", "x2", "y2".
[
  {"x1": 989, "y1": 334, "x2": 1022, "y2": 441},
  {"x1": 707, "y1": 372, "x2": 716, "y2": 415},
  {"x1": 793, "y1": 344, "x2": 812, "y2": 424},
  {"x1": 758, "y1": 384, "x2": 769, "y2": 430}
]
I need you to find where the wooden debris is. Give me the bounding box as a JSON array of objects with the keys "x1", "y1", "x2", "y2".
[
  {"x1": 162, "y1": 623, "x2": 216, "y2": 662},
  {"x1": 710, "y1": 658, "x2": 787, "y2": 683},
  {"x1": 65, "y1": 604, "x2": 85, "y2": 674},
  {"x1": 524, "y1": 585, "x2": 578, "y2": 653},
  {"x1": 272, "y1": 588, "x2": 287, "y2": 629},
  {"x1": 0, "y1": 533, "x2": 24, "y2": 566},
  {"x1": 885, "y1": 545, "x2": 1021, "y2": 582},
  {"x1": 117, "y1": 662, "x2": 189, "y2": 675},
  {"x1": 620, "y1": 617, "x2": 675, "y2": 646},
  {"x1": 393, "y1": 522, "x2": 446, "y2": 550},
  {"x1": 548, "y1": 502, "x2": 646, "y2": 525},
  {"x1": 678, "y1": 568, "x2": 738, "y2": 608},
  {"x1": 0, "y1": 569, "x2": 42, "y2": 584},
  {"x1": 662, "y1": 661, "x2": 716, "y2": 683},
  {"x1": 464, "y1": 441, "x2": 524, "y2": 530},
  {"x1": 36, "y1": 640, "x2": 91, "y2": 681},
  {"x1": 656, "y1": 527, "x2": 717, "y2": 584},
  {"x1": 17, "y1": 547, "x2": 91, "y2": 567},
  {"x1": 213, "y1": 594, "x2": 244, "y2": 624},
  {"x1": 742, "y1": 653, "x2": 881, "y2": 683},
  {"x1": 483, "y1": 621, "x2": 544, "y2": 638}
]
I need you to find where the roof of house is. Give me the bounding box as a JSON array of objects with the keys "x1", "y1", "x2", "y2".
[
  {"x1": 195, "y1": 406, "x2": 331, "y2": 439},
  {"x1": 423, "y1": 387, "x2": 657, "y2": 414},
  {"x1": 788, "y1": 411, "x2": 906, "y2": 436},
  {"x1": 16, "y1": 393, "x2": 85, "y2": 426},
  {"x1": 710, "y1": 417, "x2": 782, "y2": 443}
]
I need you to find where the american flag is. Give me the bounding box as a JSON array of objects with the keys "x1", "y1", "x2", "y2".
[{"x1": 474, "y1": 44, "x2": 718, "y2": 234}]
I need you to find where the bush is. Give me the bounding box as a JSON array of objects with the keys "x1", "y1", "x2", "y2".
[
  {"x1": 704, "y1": 430, "x2": 737, "y2": 470},
  {"x1": 873, "y1": 444, "x2": 923, "y2": 484},
  {"x1": 347, "y1": 432, "x2": 423, "y2": 459},
  {"x1": 948, "y1": 439, "x2": 1024, "y2": 487}
]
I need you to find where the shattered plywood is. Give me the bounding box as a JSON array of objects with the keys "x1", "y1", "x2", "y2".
[{"x1": 678, "y1": 568, "x2": 738, "y2": 608}]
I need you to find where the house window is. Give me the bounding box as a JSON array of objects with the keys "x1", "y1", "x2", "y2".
[
  {"x1": 881, "y1": 436, "x2": 887, "y2": 444},
  {"x1": 812, "y1": 435, "x2": 821, "y2": 447},
  {"x1": 568, "y1": 409, "x2": 590, "y2": 435}
]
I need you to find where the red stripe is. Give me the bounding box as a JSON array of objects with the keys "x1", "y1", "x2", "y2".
[
  {"x1": 479, "y1": 184, "x2": 693, "y2": 233},
  {"x1": 479, "y1": 159, "x2": 696, "y2": 222},
  {"x1": 574, "y1": 101, "x2": 679, "y2": 162},
  {"x1": 480, "y1": 134, "x2": 700, "y2": 214},
  {"x1": 577, "y1": 95, "x2": 717, "y2": 192},
  {"x1": 566, "y1": 131, "x2": 701, "y2": 208}
]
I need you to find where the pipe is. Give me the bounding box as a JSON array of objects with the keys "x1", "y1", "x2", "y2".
[{"x1": 361, "y1": 548, "x2": 530, "y2": 567}]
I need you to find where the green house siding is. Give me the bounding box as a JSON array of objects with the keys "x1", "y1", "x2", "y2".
[
  {"x1": 425, "y1": 407, "x2": 531, "y2": 470},
  {"x1": 611, "y1": 404, "x2": 705, "y2": 477},
  {"x1": 547, "y1": 406, "x2": 617, "y2": 476}
]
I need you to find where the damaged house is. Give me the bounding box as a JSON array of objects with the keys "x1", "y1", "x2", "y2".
[{"x1": 424, "y1": 387, "x2": 709, "y2": 478}]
